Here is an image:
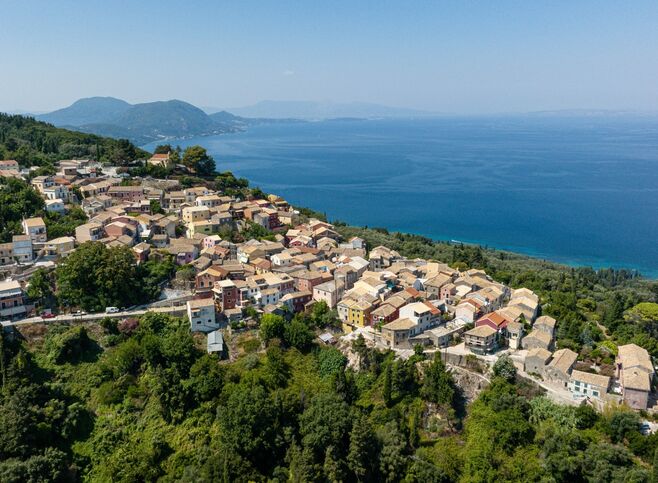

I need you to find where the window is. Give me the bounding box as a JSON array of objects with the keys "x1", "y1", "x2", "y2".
[{"x1": 592, "y1": 391, "x2": 599, "y2": 397}]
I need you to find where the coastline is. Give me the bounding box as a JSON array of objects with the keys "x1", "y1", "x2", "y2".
[{"x1": 141, "y1": 117, "x2": 658, "y2": 279}]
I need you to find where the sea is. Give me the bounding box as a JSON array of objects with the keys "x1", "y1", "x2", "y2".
[{"x1": 145, "y1": 117, "x2": 658, "y2": 278}]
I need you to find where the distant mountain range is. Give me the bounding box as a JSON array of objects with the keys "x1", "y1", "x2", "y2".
[
  {"x1": 36, "y1": 97, "x2": 256, "y2": 145},
  {"x1": 212, "y1": 100, "x2": 438, "y2": 119},
  {"x1": 34, "y1": 97, "x2": 439, "y2": 145}
]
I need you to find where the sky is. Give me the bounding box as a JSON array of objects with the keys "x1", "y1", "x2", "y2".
[{"x1": 2, "y1": 0, "x2": 658, "y2": 114}]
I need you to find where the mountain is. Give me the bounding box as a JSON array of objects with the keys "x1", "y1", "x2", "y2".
[
  {"x1": 220, "y1": 100, "x2": 438, "y2": 119},
  {"x1": 38, "y1": 97, "x2": 132, "y2": 126},
  {"x1": 78, "y1": 99, "x2": 237, "y2": 144},
  {"x1": 38, "y1": 98, "x2": 244, "y2": 145}
]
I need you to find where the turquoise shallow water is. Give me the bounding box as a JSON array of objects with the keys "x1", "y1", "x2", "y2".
[{"x1": 146, "y1": 116, "x2": 658, "y2": 277}]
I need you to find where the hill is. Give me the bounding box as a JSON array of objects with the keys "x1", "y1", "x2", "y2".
[
  {"x1": 37, "y1": 97, "x2": 131, "y2": 126},
  {"x1": 38, "y1": 98, "x2": 261, "y2": 145},
  {"x1": 72, "y1": 100, "x2": 242, "y2": 145},
  {"x1": 0, "y1": 113, "x2": 147, "y2": 167}
]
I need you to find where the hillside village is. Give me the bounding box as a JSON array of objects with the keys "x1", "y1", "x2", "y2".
[{"x1": 0, "y1": 152, "x2": 655, "y2": 414}]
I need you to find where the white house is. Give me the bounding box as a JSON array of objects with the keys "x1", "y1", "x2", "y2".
[
  {"x1": 45, "y1": 198, "x2": 66, "y2": 214},
  {"x1": 187, "y1": 298, "x2": 219, "y2": 333}
]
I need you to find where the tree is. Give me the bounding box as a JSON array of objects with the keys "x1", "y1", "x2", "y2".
[
  {"x1": 317, "y1": 347, "x2": 347, "y2": 378},
  {"x1": 26, "y1": 268, "x2": 53, "y2": 308},
  {"x1": 182, "y1": 145, "x2": 215, "y2": 176},
  {"x1": 219, "y1": 382, "x2": 279, "y2": 473},
  {"x1": 492, "y1": 354, "x2": 517, "y2": 382},
  {"x1": 56, "y1": 242, "x2": 144, "y2": 311},
  {"x1": 285, "y1": 318, "x2": 314, "y2": 350},
  {"x1": 260, "y1": 314, "x2": 286, "y2": 344},
  {"x1": 300, "y1": 393, "x2": 351, "y2": 461},
  {"x1": 264, "y1": 345, "x2": 289, "y2": 388},
  {"x1": 378, "y1": 421, "x2": 408, "y2": 482},
  {"x1": 383, "y1": 363, "x2": 393, "y2": 407},
  {"x1": 421, "y1": 353, "x2": 455, "y2": 406},
  {"x1": 347, "y1": 415, "x2": 377, "y2": 481}
]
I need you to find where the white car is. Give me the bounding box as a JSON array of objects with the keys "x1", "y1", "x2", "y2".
[{"x1": 105, "y1": 307, "x2": 120, "y2": 314}]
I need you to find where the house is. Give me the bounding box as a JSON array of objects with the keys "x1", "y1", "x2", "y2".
[
  {"x1": 182, "y1": 206, "x2": 211, "y2": 224},
  {"x1": 334, "y1": 265, "x2": 358, "y2": 290},
  {"x1": 11, "y1": 235, "x2": 33, "y2": 263},
  {"x1": 169, "y1": 244, "x2": 199, "y2": 265},
  {"x1": 0, "y1": 159, "x2": 19, "y2": 170},
  {"x1": 312, "y1": 280, "x2": 342, "y2": 308},
  {"x1": 258, "y1": 287, "x2": 280, "y2": 307},
  {"x1": 105, "y1": 221, "x2": 137, "y2": 240},
  {"x1": 44, "y1": 236, "x2": 75, "y2": 257},
  {"x1": 616, "y1": 344, "x2": 654, "y2": 410},
  {"x1": 0, "y1": 280, "x2": 26, "y2": 320},
  {"x1": 207, "y1": 329, "x2": 225, "y2": 355},
  {"x1": 129, "y1": 241, "x2": 149, "y2": 263},
  {"x1": 569, "y1": 370, "x2": 610, "y2": 400},
  {"x1": 544, "y1": 348, "x2": 578, "y2": 387},
  {"x1": 534, "y1": 315, "x2": 557, "y2": 336},
  {"x1": 75, "y1": 222, "x2": 104, "y2": 243},
  {"x1": 22, "y1": 217, "x2": 47, "y2": 243},
  {"x1": 399, "y1": 301, "x2": 435, "y2": 332},
  {"x1": 43, "y1": 184, "x2": 69, "y2": 202},
  {"x1": 464, "y1": 325, "x2": 498, "y2": 354},
  {"x1": 280, "y1": 291, "x2": 312, "y2": 313},
  {"x1": 455, "y1": 299, "x2": 481, "y2": 324},
  {"x1": 163, "y1": 191, "x2": 186, "y2": 211},
  {"x1": 508, "y1": 289, "x2": 540, "y2": 322},
  {"x1": 476, "y1": 312, "x2": 509, "y2": 334},
  {"x1": 506, "y1": 320, "x2": 524, "y2": 349},
  {"x1": 381, "y1": 318, "x2": 417, "y2": 349},
  {"x1": 0, "y1": 243, "x2": 14, "y2": 265},
  {"x1": 426, "y1": 323, "x2": 464, "y2": 348},
  {"x1": 45, "y1": 198, "x2": 66, "y2": 214},
  {"x1": 148, "y1": 152, "x2": 172, "y2": 168},
  {"x1": 272, "y1": 251, "x2": 293, "y2": 267},
  {"x1": 348, "y1": 299, "x2": 376, "y2": 328},
  {"x1": 187, "y1": 298, "x2": 219, "y2": 333},
  {"x1": 524, "y1": 348, "x2": 552, "y2": 374},
  {"x1": 370, "y1": 303, "x2": 399, "y2": 327},
  {"x1": 424, "y1": 273, "x2": 453, "y2": 298},
  {"x1": 31, "y1": 175, "x2": 54, "y2": 193},
  {"x1": 213, "y1": 279, "x2": 239, "y2": 310},
  {"x1": 522, "y1": 329, "x2": 553, "y2": 351},
  {"x1": 107, "y1": 185, "x2": 145, "y2": 202}
]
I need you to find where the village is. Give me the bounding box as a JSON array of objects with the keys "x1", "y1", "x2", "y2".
[{"x1": 0, "y1": 152, "x2": 655, "y2": 414}]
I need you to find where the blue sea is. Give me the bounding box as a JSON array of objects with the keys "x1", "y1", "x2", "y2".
[{"x1": 146, "y1": 117, "x2": 658, "y2": 277}]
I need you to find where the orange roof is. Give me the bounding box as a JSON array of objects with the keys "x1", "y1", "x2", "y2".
[
  {"x1": 150, "y1": 153, "x2": 169, "y2": 159},
  {"x1": 405, "y1": 287, "x2": 420, "y2": 297},
  {"x1": 423, "y1": 301, "x2": 441, "y2": 315},
  {"x1": 477, "y1": 311, "x2": 508, "y2": 328}
]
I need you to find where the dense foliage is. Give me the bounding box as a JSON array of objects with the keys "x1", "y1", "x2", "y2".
[
  {"x1": 0, "y1": 177, "x2": 44, "y2": 242},
  {"x1": 1, "y1": 311, "x2": 656, "y2": 482},
  {"x1": 0, "y1": 113, "x2": 147, "y2": 167},
  {"x1": 54, "y1": 242, "x2": 175, "y2": 311}
]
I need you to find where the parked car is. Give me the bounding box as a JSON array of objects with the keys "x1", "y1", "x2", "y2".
[
  {"x1": 71, "y1": 310, "x2": 86, "y2": 316},
  {"x1": 41, "y1": 312, "x2": 56, "y2": 319},
  {"x1": 105, "y1": 307, "x2": 120, "y2": 314}
]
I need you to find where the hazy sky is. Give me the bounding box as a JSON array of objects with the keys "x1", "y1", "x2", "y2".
[{"x1": 2, "y1": 0, "x2": 658, "y2": 114}]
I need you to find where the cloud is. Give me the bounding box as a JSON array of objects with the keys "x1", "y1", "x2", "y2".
[{"x1": 283, "y1": 69, "x2": 295, "y2": 76}]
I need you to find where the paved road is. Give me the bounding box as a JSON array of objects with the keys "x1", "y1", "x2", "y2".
[{"x1": 11, "y1": 305, "x2": 187, "y2": 326}]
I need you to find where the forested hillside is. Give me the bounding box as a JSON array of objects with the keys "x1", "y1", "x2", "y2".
[
  {"x1": 1, "y1": 309, "x2": 657, "y2": 482},
  {"x1": 0, "y1": 113, "x2": 147, "y2": 166}
]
